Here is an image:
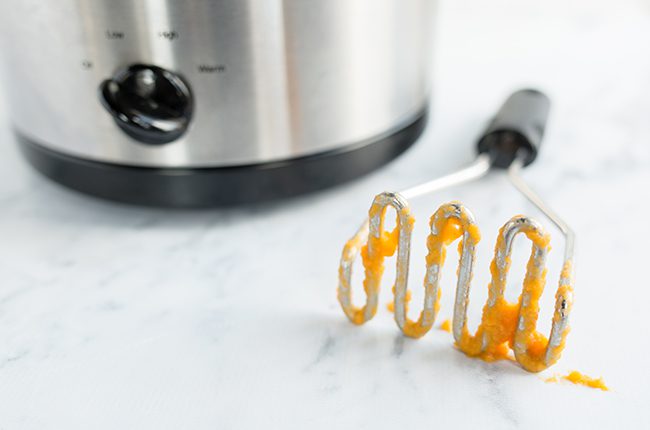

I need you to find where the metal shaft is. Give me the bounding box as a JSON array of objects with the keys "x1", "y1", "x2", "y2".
[
  {"x1": 507, "y1": 155, "x2": 575, "y2": 261},
  {"x1": 399, "y1": 154, "x2": 491, "y2": 200}
]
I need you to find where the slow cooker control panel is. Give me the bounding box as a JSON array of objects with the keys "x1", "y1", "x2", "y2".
[{"x1": 99, "y1": 64, "x2": 193, "y2": 145}]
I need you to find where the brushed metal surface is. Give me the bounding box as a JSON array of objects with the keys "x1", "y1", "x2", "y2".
[{"x1": 0, "y1": 0, "x2": 433, "y2": 168}]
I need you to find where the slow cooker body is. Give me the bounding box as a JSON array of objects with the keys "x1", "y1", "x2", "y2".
[{"x1": 0, "y1": 0, "x2": 433, "y2": 206}]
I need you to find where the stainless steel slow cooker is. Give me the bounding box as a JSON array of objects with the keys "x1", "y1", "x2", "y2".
[{"x1": 0, "y1": 0, "x2": 433, "y2": 206}]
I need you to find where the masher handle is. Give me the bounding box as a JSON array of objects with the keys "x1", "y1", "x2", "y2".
[{"x1": 477, "y1": 89, "x2": 551, "y2": 168}]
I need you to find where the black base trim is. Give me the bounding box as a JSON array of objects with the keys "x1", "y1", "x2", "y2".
[{"x1": 18, "y1": 110, "x2": 427, "y2": 207}]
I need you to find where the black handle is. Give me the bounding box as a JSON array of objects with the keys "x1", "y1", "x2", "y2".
[{"x1": 477, "y1": 89, "x2": 551, "y2": 168}]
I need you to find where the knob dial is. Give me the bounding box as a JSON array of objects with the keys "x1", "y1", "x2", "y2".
[{"x1": 99, "y1": 64, "x2": 193, "y2": 145}]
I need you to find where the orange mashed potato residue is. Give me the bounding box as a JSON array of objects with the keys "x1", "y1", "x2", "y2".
[
  {"x1": 339, "y1": 197, "x2": 574, "y2": 373},
  {"x1": 546, "y1": 371, "x2": 608, "y2": 391},
  {"x1": 387, "y1": 289, "x2": 411, "y2": 312}
]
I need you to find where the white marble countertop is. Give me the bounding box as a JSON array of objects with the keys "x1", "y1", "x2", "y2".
[{"x1": 0, "y1": 0, "x2": 649, "y2": 428}]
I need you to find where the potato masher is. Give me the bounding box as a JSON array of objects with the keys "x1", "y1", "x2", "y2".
[{"x1": 337, "y1": 89, "x2": 574, "y2": 372}]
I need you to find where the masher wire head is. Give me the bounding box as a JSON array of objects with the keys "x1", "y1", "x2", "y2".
[
  {"x1": 337, "y1": 89, "x2": 575, "y2": 372},
  {"x1": 337, "y1": 189, "x2": 574, "y2": 372}
]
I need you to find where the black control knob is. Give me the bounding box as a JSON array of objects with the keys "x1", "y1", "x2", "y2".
[{"x1": 99, "y1": 64, "x2": 193, "y2": 145}]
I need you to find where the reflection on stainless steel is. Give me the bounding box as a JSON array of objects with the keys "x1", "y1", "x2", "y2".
[{"x1": 0, "y1": 0, "x2": 434, "y2": 168}]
